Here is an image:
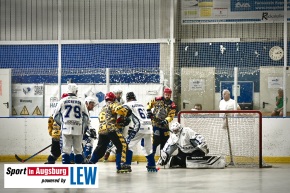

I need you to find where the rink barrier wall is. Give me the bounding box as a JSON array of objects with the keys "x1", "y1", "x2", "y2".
[{"x1": 0, "y1": 117, "x2": 289, "y2": 163}]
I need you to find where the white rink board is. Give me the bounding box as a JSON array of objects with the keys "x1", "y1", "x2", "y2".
[{"x1": 0, "y1": 117, "x2": 290, "y2": 157}]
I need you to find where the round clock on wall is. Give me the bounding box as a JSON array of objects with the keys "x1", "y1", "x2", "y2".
[{"x1": 269, "y1": 46, "x2": 284, "y2": 61}]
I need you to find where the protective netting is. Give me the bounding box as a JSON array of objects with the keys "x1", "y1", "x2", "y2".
[
  {"x1": 0, "y1": 44, "x2": 161, "y2": 84},
  {"x1": 177, "y1": 41, "x2": 285, "y2": 76},
  {"x1": 178, "y1": 110, "x2": 271, "y2": 168}
]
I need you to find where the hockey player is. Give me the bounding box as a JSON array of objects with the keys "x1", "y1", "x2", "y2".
[
  {"x1": 113, "y1": 86, "x2": 125, "y2": 105},
  {"x1": 88, "y1": 92, "x2": 132, "y2": 173},
  {"x1": 53, "y1": 83, "x2": 90, "y2": 164},
  {"x1": 45, "y1": 93, "x2": 68, "y2": 164},
  {"x1": 69, "y1": 96, "x2": 98, "y2": 164},
  {"x1": 103, "y1": 86, "x2": 126, "y2": 162},
  {"x1": 82, "y1": 96, "x2": 98, "y2": 162},
  {"x1": 146, "y1": 87, "x2": 176, "y2": 160},
  {"x1": 158, "y1": 122, "x2": 225, "y2": 169},
  {"x1": 123, "y1": 92, "x2": 158, "y2": 172}
]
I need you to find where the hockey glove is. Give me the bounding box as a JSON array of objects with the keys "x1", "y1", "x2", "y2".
[
  {"x1": 86, "y1": 128, "x2": 97, "y2": 139},
  {"x1": 160, "y1": 119, "x2": 168, "y2": 127},
  {"x1": 160, "y1": 150, "x2": 168, "y2": 161},
  {"x1": 48, "y1": 116, "x2": 54, "y2": 136},
  {"x1": 147, "y1": 109, "x2": 153, "y2": 119},
  {"x1": 127, "y1": 127, "x2": 134, "y2": 136},
  {"x1": 116, "y1": 116, "x2": 131, "y2": 127},
  {"x1": 126, "y1": 128, "x2": 137, "y2": 144},
  {"x1": 51, "y1": 122, "x2": 61, "y2": 141},
  {"x1": 158, "y1": 151, "x2": 170, "y2": 166}
]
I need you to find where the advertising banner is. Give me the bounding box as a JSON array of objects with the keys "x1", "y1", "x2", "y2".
[{"x1": 182, "y1": 0, "x2": 290, "y2": 24}]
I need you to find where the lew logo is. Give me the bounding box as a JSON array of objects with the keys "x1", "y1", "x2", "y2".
[
  {"x1": 4, "y1": 164, "x2": 99, "y2": 188},
  {"x1": 235, "y1": 2, "x2": 250, "y2": 8}
]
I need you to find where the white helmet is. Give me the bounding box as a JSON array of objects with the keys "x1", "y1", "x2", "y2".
[
  {"x1": 67, "y1": 83, "x2": 78, "y2": 94},
  {"x1": 85, "y1": 96, "x2": 97, "y2": 105},
  {"x1": 113, "y1": 86, "x2": 123, "y2": 94},
  {"x1": 170, "y1": 122, "x2": 182, "y2": 134}
]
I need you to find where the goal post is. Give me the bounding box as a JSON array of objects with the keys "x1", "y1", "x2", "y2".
[{"x1": 178, "y1": 110, "x2": 271, "y2": 168}]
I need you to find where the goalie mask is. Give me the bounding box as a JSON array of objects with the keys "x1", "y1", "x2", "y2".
[{"x1": 170, "y1": 122, "x2": 182, "y2": 135}]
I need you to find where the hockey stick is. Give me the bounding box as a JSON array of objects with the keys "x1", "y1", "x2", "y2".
[
  {"x1": 225, "y1": 114, "x2": 235, "y2": 166},
  {"x1": 15, "y1": 144, "x2": 52, "y2": 163}
]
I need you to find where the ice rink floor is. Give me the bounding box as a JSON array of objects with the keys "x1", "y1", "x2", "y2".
[{"x1": 1, "y1": 162, "x2": 290, "y2": 193}]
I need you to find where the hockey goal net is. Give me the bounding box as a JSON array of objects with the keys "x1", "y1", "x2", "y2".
[{"x1": 178, "y1": 110, "x2": 271, "y2": 168}]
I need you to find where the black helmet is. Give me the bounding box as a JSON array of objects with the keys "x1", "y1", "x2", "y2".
[{"x1": 126, "y1": 92, "x2": 136, "y2": 101}]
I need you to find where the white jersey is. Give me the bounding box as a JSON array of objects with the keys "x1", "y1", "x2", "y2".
[
  {"x1": 124, "y1": 100, "x2": 153, "y2": 134},
  {"x1": 53, "y1": 95, "x2": 89, "y2": 135},
  {"x1": 163, "y1": 127, "x2": 205, "y2": 154},
  {"x1": 219, "y1": 98, "x2": 240, "y2": 110}
]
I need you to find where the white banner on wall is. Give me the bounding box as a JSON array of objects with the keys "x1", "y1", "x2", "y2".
[
  {"x1": 182, "y1": 0, "x2": 290, "y2": 24},
  {"x1": 189, "y1": 79, "x2": 205, "y2": 91},
  {"x1": 12, "y1": 84, "x2": 44, "y2": 116},
  {"x1": 268, "y1": 77, "x2": 283, "y2": 88}
]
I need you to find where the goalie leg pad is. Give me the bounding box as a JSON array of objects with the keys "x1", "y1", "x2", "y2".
[{"x1": 186, "y1": 156, "x2": 226, "y2": 169}]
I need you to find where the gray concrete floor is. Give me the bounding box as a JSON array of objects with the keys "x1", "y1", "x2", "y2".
[{"x1": 1, "y1": 162, "x2": 290, "y2": 193}]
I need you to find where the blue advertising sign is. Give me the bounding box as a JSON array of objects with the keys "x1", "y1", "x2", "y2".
[{"x1": 231, "y1": 0, "x2": 289, "y2": 12}]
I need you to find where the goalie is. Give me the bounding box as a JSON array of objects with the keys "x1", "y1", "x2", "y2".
[{"x1": 158, "y1": 122, "x2": 225, "y2": 169}]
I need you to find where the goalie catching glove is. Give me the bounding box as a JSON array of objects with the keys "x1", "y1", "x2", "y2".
[{"x1": 85, "y1": 128, "x2": 97, "y2": 139}]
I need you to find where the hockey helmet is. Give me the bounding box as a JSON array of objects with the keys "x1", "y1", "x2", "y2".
[
  {"x1": 164, "y1": 87, "x2": 172, "y2": 95},
  {"x1": 126, "y1": 92, "x2": 136, "y2": 101},
  {"x1": 85, "y1": 96, "x2": 97, "y2": 105},
  {"x1": 170, "y1": 122, "x2": 182, "y2": 134},
  {"x1": 67, "y1": 83, "x2": 78, "y2": 95},
  {"x1": 61, "y1": 93, "x2": 68, "y2": 99},
  {"x1": 113, "y1": 86, "x2": 123, "y2": 94},
  {"x1": 105, "y1": 92, "x2": 116, "y2": 101}
]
